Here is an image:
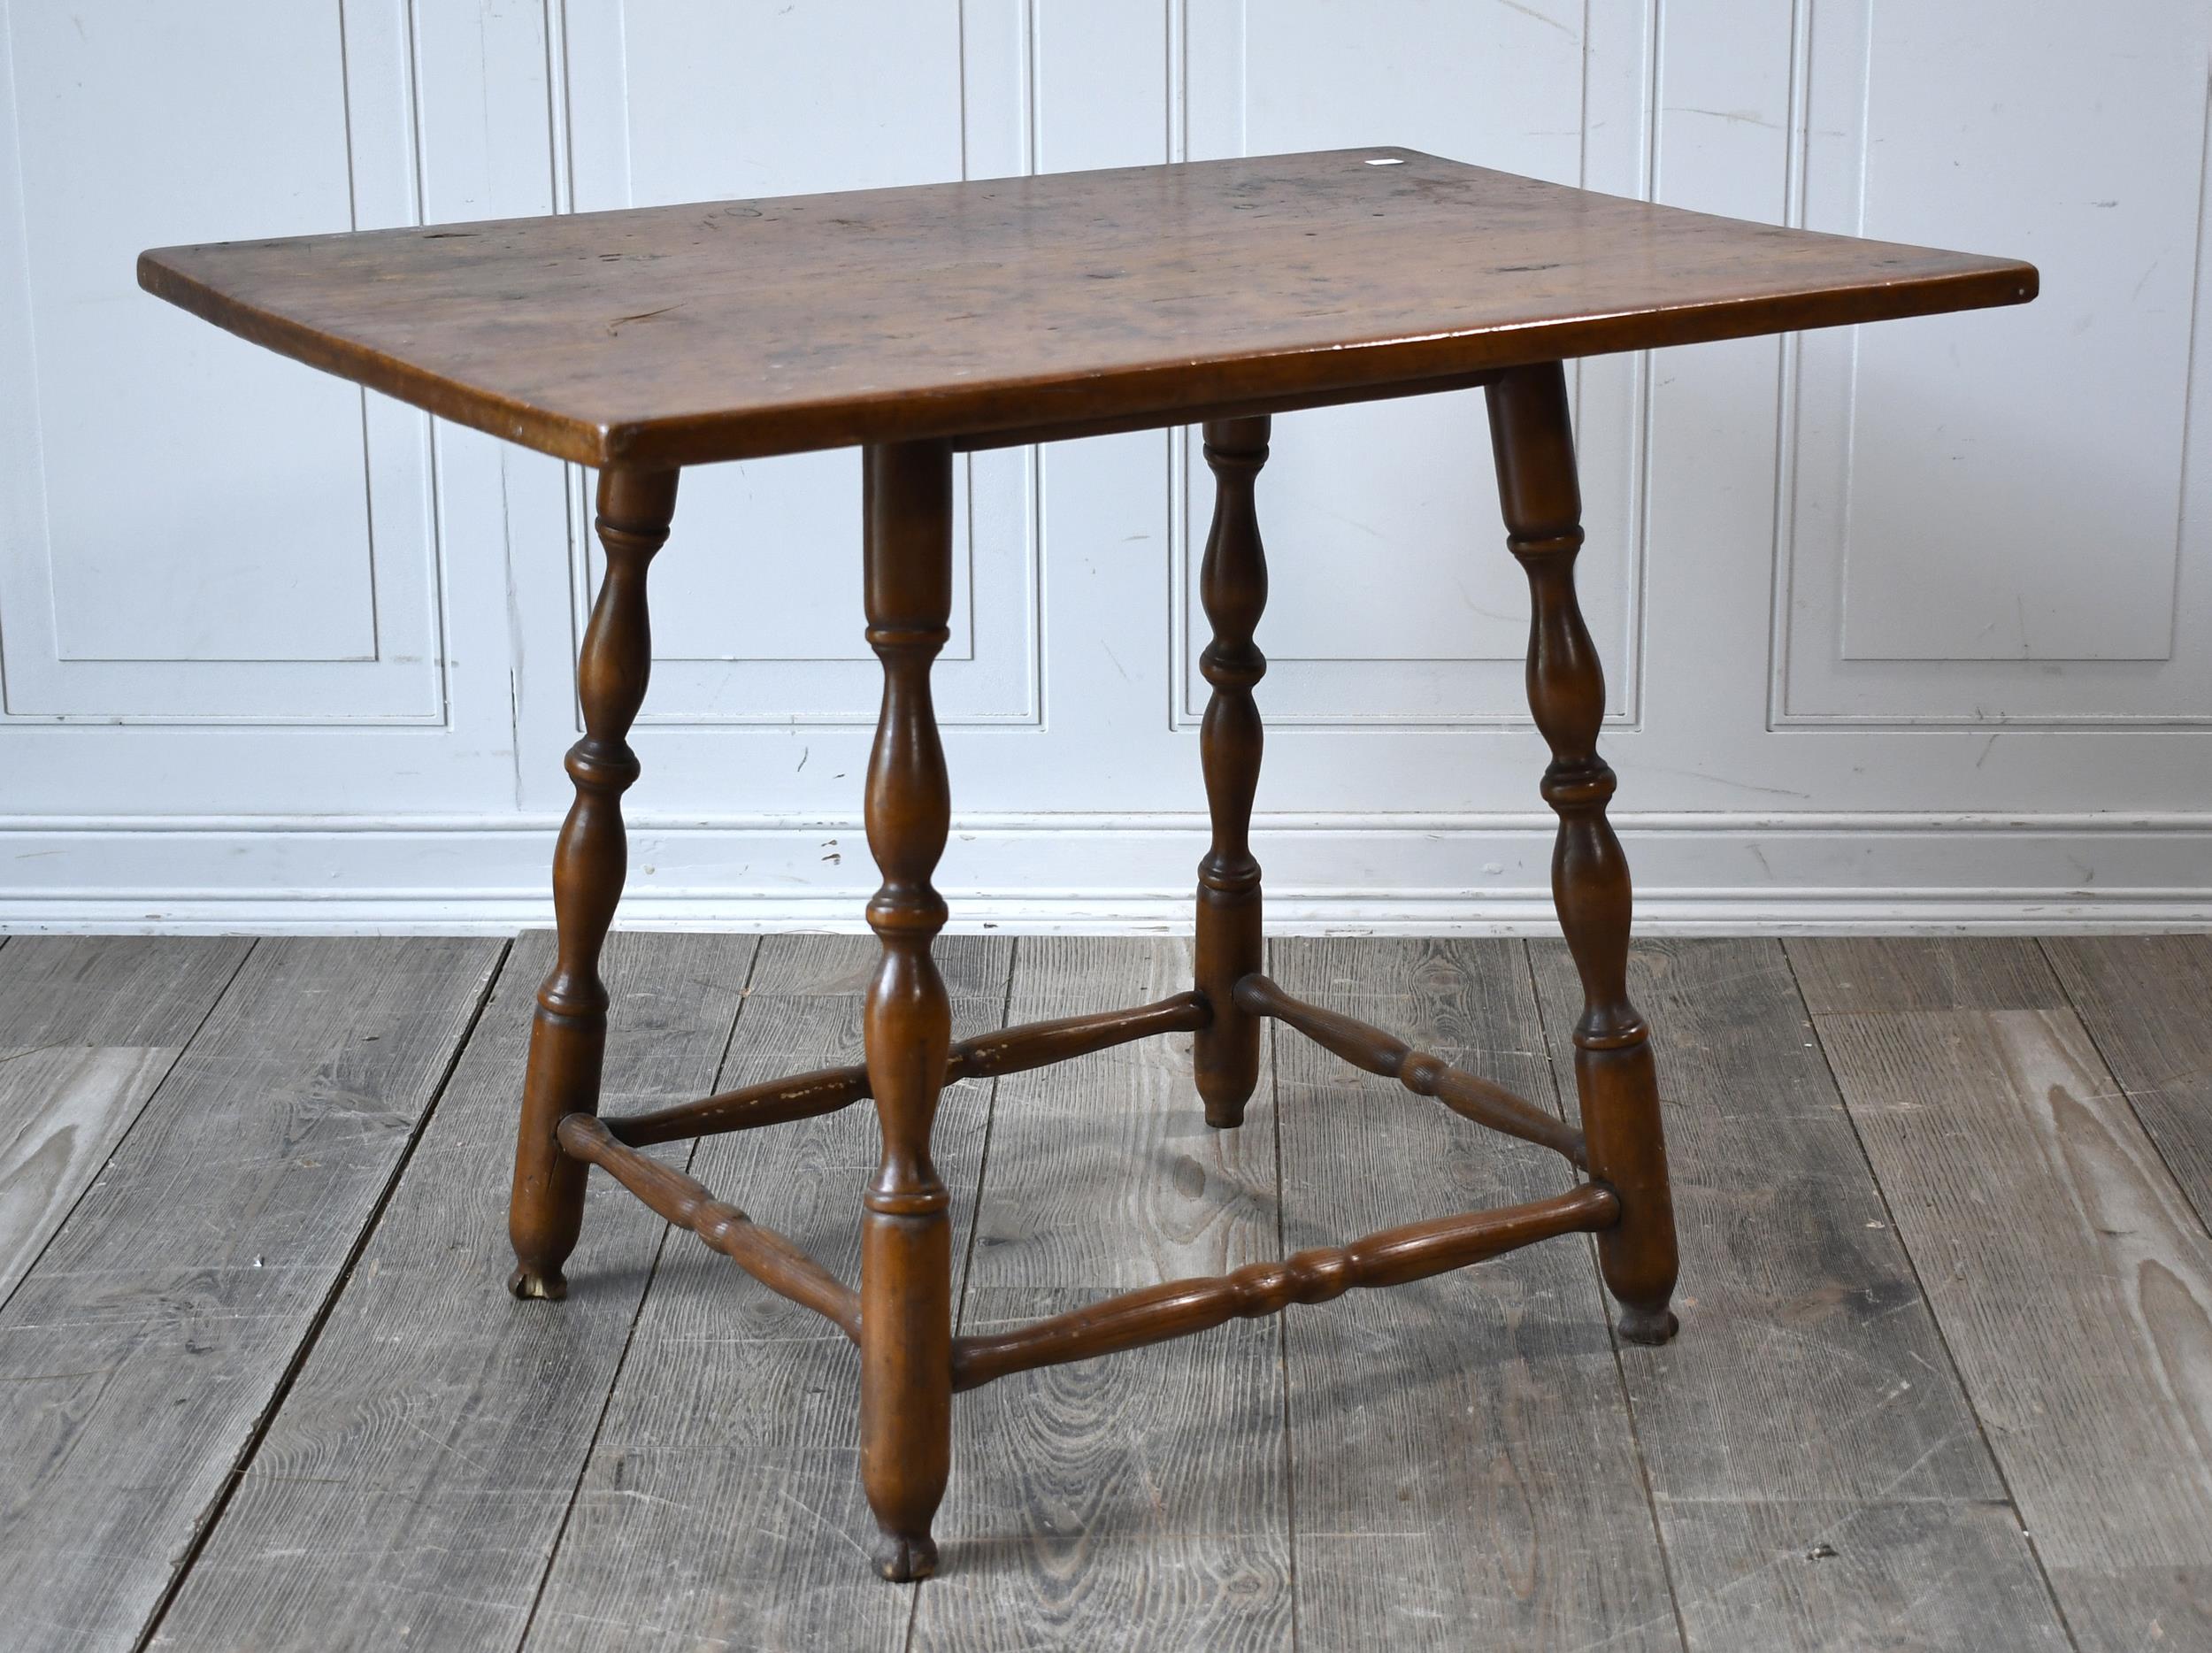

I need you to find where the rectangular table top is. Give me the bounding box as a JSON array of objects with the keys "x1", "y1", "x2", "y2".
[{"x1": 140, "y1": 148, "x2": 2035, "y2": 470}]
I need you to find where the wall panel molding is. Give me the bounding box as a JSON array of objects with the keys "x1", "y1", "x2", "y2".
[
  {"x1": 549, "y1": 0, "x2": 1041, "y2": 730},
  {"x1": 1770, "y1": 0, "x2": 2212, "y2": 728},
  {"x1": 0, "y1": 0, "x2": 449, "y2": 726},
  {"x1": 5, "y1": 810, "x2": 2207, "y2": 935},
  {"x1": 1170, "y1": 0, "x2": 1657, "y2": 730},
  {"x1": 4, "y1": 0, "x2": 2208, "y2": 929}
]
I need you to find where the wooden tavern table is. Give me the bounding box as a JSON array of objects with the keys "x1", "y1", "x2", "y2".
[{"x1": 140, "y1": 150, "x2": 2035, "y2": 1580}]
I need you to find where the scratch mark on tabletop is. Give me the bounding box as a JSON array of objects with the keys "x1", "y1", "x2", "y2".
[{"x1": 606, "y1": 304, "x2": 685, "y2": 336}]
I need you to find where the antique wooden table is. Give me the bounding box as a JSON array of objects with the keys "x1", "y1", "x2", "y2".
[{"x1": 141, "y1": 149, "x2": 2035, "y2": 1581}]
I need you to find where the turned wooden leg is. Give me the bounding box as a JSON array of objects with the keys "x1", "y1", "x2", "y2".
[
  {"x1": 508, "y1": 465, "x2": 679, "y2": 1302},
  {"x1": 1194, "y1": 415, "x2": 1270, "y2": 1129},
  {"x1": 1486, "y1": 363, "x2": 1679, "y2": 1346},
  {"x1": 857, "y1": 441, "x2": 956, "y2": 1580}
]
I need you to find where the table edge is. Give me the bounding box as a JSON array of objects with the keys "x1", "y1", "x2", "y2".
[{"x1": 138, "y1": 250, "x2": 2037, "y2": 469}]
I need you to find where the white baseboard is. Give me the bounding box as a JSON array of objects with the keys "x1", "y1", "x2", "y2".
[{"x1": 2, "y1": 811, "x2": 2208, "y2": 934}]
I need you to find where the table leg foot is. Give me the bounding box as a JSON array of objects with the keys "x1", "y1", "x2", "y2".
[
  {"x1": 872, "y1": 1528, "x2": 940, "y2": 1583},
  {"x1": 506, "y1": 1264, "x2": 565, "y2": 1303},
  {"x1": 1617, "y1": 1303, "x2": 1680, "y2": 1346}
]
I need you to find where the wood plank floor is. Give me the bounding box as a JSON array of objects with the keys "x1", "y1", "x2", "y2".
[{"x1": 0, "y1": 933, "x2": 2203, "y2": 1652}]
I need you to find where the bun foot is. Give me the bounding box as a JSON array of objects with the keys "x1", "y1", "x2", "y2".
[
  {"x1": 873, "y1": 1529, "x2": 939, "y2": 1582},
  {"x1": 1617, "y1": 1303, "x2": 1678, "y2": 1346},
  {"x1": 507, "y1": 1264, "x2": 567, "y2": 1302}
]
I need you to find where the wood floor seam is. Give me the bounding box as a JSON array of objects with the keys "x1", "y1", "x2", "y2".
[
  {"x1": 910, "y1": 933, "x2": 1024, "y2": 1652},
  {"x1": 1783, "y1": 943, "x2": 2083, "y2": 1653},
  {"x1": 132, "y1": 937, "x2": 513, "y2": 1653},
  {"x1": 2034, "y1": 936, "x2": 2212, "y2": 1246},
  {"x1": 1521, "y1": 935, "x2": 1692, "y2": 1653},
  {"x1": 1794, "y1": 934, "x2": 2212, "y2": 1650},
  {"x1": 511, "y1": 935, "x2": 765, "y2": 1653},
  {"x1": 1264, "y1": 937, "x2": 1304, "y2": 1653},
  {"x1": 0, "y1": 938, "x2": 259, "y2": 1326},
  {"x1": 3, "y1": 934, "x2": 2195, "y2": 1650}
]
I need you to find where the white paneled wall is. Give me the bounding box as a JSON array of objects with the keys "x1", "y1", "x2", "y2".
[{"x1": 2, "y1": 0, "x2": 2208, "y2": 933}]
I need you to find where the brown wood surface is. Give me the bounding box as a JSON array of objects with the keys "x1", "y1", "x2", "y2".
[
  {"x1": 559, "y1": 1112, "x2": 864, "y2": 1340},
  {"x1": 1803, "y1": 936, "x2": 2212, "y2": 1653},
  {"x1": 1495, "y1": 361, "x2": 1678, "y2": 1345},
  {"x1": 2042, "y1": 934, "x2": 2212, "y2": 1233},
  {"x1": 1274, "y1": 937, "x2": 1677, "y2": 1652},
  {"x1": 0, "y1": 937, "x2": 502, "y2": 1653},
  {"x1": 520, "y1": 934, "x2": 1011, "y2": 1652},
  {"x1": 1192, "y1": 415, "x2": 1270, "y2": 1129},
  {"x1": 910, "y1": 937, "x2": 1292, "y2": 1653},
  {"x1": 607, "y1": 990, "x2": 1206, "y2": 1147},
  {"x1": 1531, "y1": 939, "x2": 2067, "y2": 1650},
  {"x1": 951, "y1": 1183, "x2": 1615, "y2": 1391},
  {"x1": 0, "y1": 937, "x2": 250, "y2": 1309},
  {"x1": 509, "y1": 466, "x2": 680, "y2": 1303},
  {"x1": 138, "y1": 149, "x2": 2033, "y2": 468},
  {"x1": 856, "y1": 440, "x2": 962, "y2": 1581},
  {"x1": 1235, "y1": 970, "x2": 1585, "y2": 1165},
  {"x1": 149, "y1": 931, "x2": 755, "y2": 1653},
  {"x1": 607, "y1": 1055, "x2": 876, "y2": 1145},
  {"x1": 949, "y1": 992, "x2": 1211, "y2": 1081}
]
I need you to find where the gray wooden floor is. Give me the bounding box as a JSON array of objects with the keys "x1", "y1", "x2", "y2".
[{"x1": 0, "y1": 933, "x2": 2208, "y2": 1651}]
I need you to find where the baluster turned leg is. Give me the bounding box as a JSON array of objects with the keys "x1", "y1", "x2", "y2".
[
  {"x1": 508, "y1": 465, "x2": 679, "y2": 1302},
  {"x1": 858, "y1": 442, "x2": 956, "y2": 1580},
  {"x1": 1194, "y1": 416, "x2": 1271, "y2": 1128},
  {"x1": 1486, "y1": 363, "x2": 1678, "y2": 1345}
]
